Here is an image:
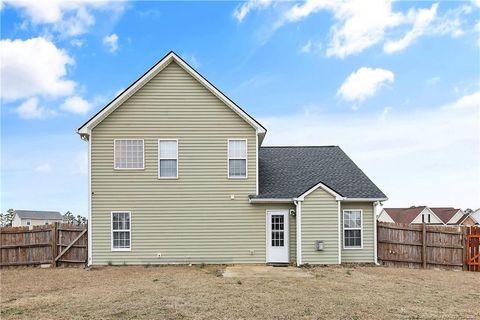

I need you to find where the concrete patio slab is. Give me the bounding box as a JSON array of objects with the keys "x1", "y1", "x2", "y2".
[{"x1": 222, "y1": 265, "x2": 313, "y2": 278}]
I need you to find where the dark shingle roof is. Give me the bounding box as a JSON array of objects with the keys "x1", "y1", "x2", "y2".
[
  {"x1": 254, "y1": 146, "x2": 386, "y2": 200},
  {"x1": 14, "y1": 210, "x2": 63, "y2": 220}
]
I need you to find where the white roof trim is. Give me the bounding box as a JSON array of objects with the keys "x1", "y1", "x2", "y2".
[
  {"x1": 249, "y1": 198, "x2": 293, "y2": 203},
  {"x1": 294, "y1": 181, "x2": 387, "y2": 202},
  {"x1": 420, "y1": 207, "x2": 445, "y2": 225},
  {"x1": 458, "y1": 212, "x2": 478, "y2": 225},
  {"x1": 295, "y1": 182, "x2": 342, "y2": 201},
  {"x1": 78, "y1": 51, "x2": 266, "y2": 136},
  {"x1": 446, "y1": 209, "x2": 465, "y2": 224}
]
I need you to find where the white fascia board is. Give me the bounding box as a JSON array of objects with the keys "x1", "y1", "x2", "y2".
[
  {"x1": 78, "y1": 52, "x2": 266, "y2": 136},
  {"x1": 249, "y1": 198, "x2": 294, "y2": 203},
  {"x1": 341, "y1": 198, "x2": 388, "y2": 202},
  {"x1": 296, "y1": 182, "x2": 342, "y2": 201}
]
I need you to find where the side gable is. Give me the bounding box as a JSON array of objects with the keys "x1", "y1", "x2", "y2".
[
  {"x1": 411, "y1": 207, "x2": 443, "y2": 224},
  {"x1": 378, "y1": 210, "x2": 395, "y2": 223},
  {"x1": 77, "y1": 51, "x2": 266, "y2": 140}
]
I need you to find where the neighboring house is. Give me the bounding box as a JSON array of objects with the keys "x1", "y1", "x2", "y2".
[
  {"x1": 12, "y1": 210, "x2": 64, "y2": 227},
  {"x1": 378, "y1": 206, "x2": 470, "y2": 225},
  {"x1": 77, "y1": 51, "x2": 387, "y2": 266},
  {"x1": 458, "y1": 212, "x2": 479, "y2": 226},
  {"x1": 472, "y1": 209, "x2": 480, "y2": 225}
]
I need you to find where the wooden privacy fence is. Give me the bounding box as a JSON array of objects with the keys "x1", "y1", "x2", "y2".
[
  {"x1": 465, "y1": 226, "x2": 480, "y2": 272},
  {"x1": 0, "y1": 223, "x2": 87, "y2": 268},
  {"x1": 377, "y1": 222, "x2": 466, "y2": 271}
]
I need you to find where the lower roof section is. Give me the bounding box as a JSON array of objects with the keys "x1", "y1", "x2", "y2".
[{"x1": 252, "y1": 146, "x2": 387, "y2": 200}]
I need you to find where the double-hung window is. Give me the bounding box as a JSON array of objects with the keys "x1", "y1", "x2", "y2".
[
  {"x1": 112, "y1": 212, "x2": 131, "y2": 251},
  {"x1": 158, "y1": 139, "x2": 178, "y2": 179},
  {"x1": 228, "y1": 139, "x2": 247, "y2": 178},
  {"x1": 114, "y1": 139, "x2": 144, "y2": 169},
  {"x1": 343, "y1": 209, "x2": 362, "y2": 249}
]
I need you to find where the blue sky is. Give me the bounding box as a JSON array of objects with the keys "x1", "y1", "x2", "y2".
[{"x1": 1, "y1": 0, "x2": 479, "y2": 216}]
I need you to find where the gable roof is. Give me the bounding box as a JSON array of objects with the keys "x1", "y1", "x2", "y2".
[
  {"x1": 14, "y1": 210, "x2": 63, "y2": 220},
  {"x1": 77, "y1": 51, "x2": 266, "y2": 141},
  {"x1": 429, "y1": 207, "x2": 461, "y2": 224},
  {"x1": 382, "y1": 207, "x2": 427, "y2": 224},
  {"x1": 252, "y1": 146, "x2": 387, "y2": 200}
]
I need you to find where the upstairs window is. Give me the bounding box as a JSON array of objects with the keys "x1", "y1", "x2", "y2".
[
  {"x1": 114, "y1": 139, "x2": 144, "y2": 169},
  {"x1": 158, "y1": 140, "x2": 178, "y2": 179},
  {"x1": 112, "y1": 212, "x2": 131, "y2": 251},
  {"x1": 422, "y1": 212, "x2": 431, "y2": 223},
  {"x1": 228, "y1": 139, "x2": 247, "y2": 178},
  {"x1": 343, "y1": 209, "x2": 362, "y2": 249}
]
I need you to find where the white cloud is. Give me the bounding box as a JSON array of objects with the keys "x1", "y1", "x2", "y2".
[
  {"x1": 284, "y1": 0, "x2": 405, "y2": 58},
  {"x1": 384, "y1": 4, "x2": 438, "y2": 54},
  {"x1": 233, "y1": 0, "x2": 273, "y2": 22},
  {"x1": 2, "y1": 1, "x2": 125, "y2": 37},
  {"x1": 337, "y1": 67, "x2": 394, "y2": 103},
  {"x1": 34, "y1": 162, "x2": 52, "y2": 174},
  {"x1": 0, "y1": 37, "x2": 76, "y2": 101},
  {"x1": 442, "y1": 91, "x2": 480, "y2": 110},
  {"x1": 61, "y1": 96, "x2": 92, "y2": 114},
  {"x1": 260, "y1": 92, "x2": 480, "y2": 209},
  {"x1": 245, "y1": 1, "x2": 473, "y2": 57},
  {"x1": 70, "y1": 39, "x2": 84, "y2": 47},
  {"x1": 300, "y1": 40, "x2": 322, "y2": 54},
  {"x1": 15, "y1": 97, "x2": 57, "y2": 120},
  {"x1": 102, "y1": 33, "x2": 118, "y2": 53}
]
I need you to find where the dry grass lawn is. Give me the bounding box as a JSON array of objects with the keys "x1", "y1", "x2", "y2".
[{"x1": 1, "y1": 265, "x2": 479, "y2": 320}]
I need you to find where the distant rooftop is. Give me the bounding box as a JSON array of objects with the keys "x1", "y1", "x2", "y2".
[{"x1": 14, "y1": 210, "x2": 63, "y2": 220}]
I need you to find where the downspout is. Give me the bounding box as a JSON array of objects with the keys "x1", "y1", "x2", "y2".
[
  {"x1": 373, "y1": 201, "x2": 379, "y2": 265},
  {"x1": 294, "y1": 200, "x2": 302, "y2": 267}
]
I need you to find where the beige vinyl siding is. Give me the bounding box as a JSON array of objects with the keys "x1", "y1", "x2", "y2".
[
  {"x1": 301, "y1": 188, "x2": 339, "y2": 265},
  {"x1": 253, "y1": 203, "x2": 296, "y2": 264},
  {"x1": 90, "y1": 61, "x2": 295, "y2": 265},
  {"x1": 341, "y1": 202, "x2": 375, "y2": 263}
]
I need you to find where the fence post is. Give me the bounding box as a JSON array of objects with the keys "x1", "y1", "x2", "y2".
[
  {"x1": 422, "y1": 223, "x2": 427, "y2": 269},
  {"x1": 51, "y1": 223, "x2": 58, "y2": 268}
]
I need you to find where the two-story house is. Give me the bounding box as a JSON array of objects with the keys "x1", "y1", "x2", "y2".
[{"x1": 77, "y1": 51, "x2": 387, "y2": 266}]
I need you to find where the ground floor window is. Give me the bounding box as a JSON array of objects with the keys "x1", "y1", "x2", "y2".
[
  {"x1": 343, "y1": 209, "x2": 362, "y2": 249},
  {"x1": 112, "y1": 211, "x2": 131, "y2": 250}
]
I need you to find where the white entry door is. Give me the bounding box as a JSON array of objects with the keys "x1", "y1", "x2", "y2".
[{"x1": 266, "y1": 210, "x2": 289, "y2": 263}]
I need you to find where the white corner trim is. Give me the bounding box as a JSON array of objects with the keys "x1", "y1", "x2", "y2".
[
  {"x1": 78, "y1": 52, "x2": 265, "y2": 136},
  {"x1": 87, "y1": 129, "x2": 92, "y2": 266},
  {"x1": 295, "y1": 200, "x2": 302, "y2": 266},
  {"x1": 373, "y1": 201, "x2": 379, "y2": 265},
  {"x1": 255, "y1": 133, "x2": 259, "y2": 195},
  {"x1": 337, "y1": 200, "x2": 342, "y2": 264}
]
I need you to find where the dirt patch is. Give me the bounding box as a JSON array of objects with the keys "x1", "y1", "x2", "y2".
[{"x1": 1, "y1": 265, "x2": 478, "y2": 319}]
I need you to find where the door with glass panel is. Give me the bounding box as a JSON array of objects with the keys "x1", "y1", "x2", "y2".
[{"x1": 266, "y1": 210, "x2": 289, "y2": 263}]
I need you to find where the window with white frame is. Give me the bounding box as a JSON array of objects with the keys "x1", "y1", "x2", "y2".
[
  {"x1": 228, "y1": 139, "x2": 247, "y2": 178},
  {"x1": 158, "y1": 140, "x2": 178, "y2": 178},
  {"x1": 422, "y1": 212, "x2": 431, "y2": 223},
  {"x1": 112, "y1": 212, "x2": 131, "y2": 250},
  {"x1": 343, "y1": 209, "x2": 362, "y2": 248},
  {"x1": 26, "y1": 220, "x2": 31, "y2": 226},
  {"x1": 114, "y1": 139, "x2": 144, "y2": 169}
]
